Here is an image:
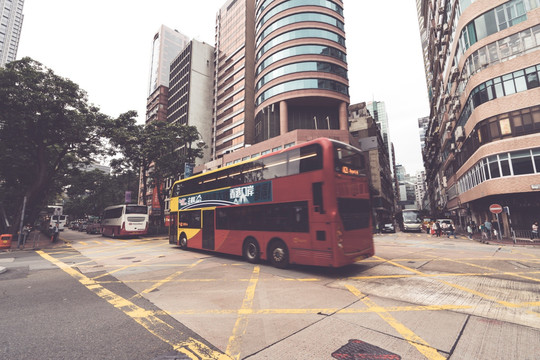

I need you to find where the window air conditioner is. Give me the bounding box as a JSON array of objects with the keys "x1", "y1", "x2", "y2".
[{"x1": 455, "y1": 126, "x2": 465, "y2": 141}]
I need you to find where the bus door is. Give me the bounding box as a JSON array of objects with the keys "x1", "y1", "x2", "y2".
[
  {"x1": 202, "y1": 210, "x2": 215, "y2": 250},
  {"x1": 311, "y1": 182, "x2": 332, "y2": 255},
  {"x1": 169, "y1": 212, "x2": 177, "y2": 245}
]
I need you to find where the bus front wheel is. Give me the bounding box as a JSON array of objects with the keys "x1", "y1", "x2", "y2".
[
  {"x1": 243, "y1": 238, "x2": 260, "y2": 263},
  {"x1": 268, "y1": 240, "x2": 289, "y2": 269},
  {"x1": 179, "y1": 234, "x2": 188, "y2": 250}
]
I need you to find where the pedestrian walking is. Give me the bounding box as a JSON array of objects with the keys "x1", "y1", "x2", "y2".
[
  {"x1": 532, "y1": 221, "x2": 539, "y2": 240},
  {"x1": 467, "y1": 224, "x2": 473, "y2": 239},
  {"x1": 51, "y1": 223, "x2": 60, "y2": 243},
  {"x1": 484, "y1": 220, "x2": 492, "y2": 240},
  {"x1": 22, "y1": 224, "x2": 31, "y2": 244},
  {"x1": 434, "y1": 221, "x2": 441, "y2": 237},
  {"x1": 447, "y1": 223, "x2": 456, "y2": 238}
]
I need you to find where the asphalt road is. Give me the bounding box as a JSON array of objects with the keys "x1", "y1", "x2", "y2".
[{"x1": 1, "y1": 230, "x2": 539, "y2": 359}]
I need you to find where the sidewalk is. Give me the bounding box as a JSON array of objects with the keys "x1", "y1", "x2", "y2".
[
  {"x1": 1, "y1": 230, "x2": 67, "y2": 252},
  {"x1": 457, "y1": 231, "x2": 540, "y2": 246}
]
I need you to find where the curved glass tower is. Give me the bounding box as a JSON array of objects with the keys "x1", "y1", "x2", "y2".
[{"x1": 254, "y1": 0, "x2": 349, "y2": 143}]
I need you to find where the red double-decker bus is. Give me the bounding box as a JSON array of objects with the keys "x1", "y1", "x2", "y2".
[{"x1": 169, "y1": 138, "x2": 374, "y2": 268}]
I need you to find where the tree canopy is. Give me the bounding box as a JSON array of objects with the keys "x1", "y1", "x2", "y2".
[
  {"x1": 0, "y1": 57, "x2": 205, "y2": 234},
  {"x1": 0, "y1": 58, "x2": 112, "y2": 233}
]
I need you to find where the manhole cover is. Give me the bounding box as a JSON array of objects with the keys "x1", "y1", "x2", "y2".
[{"x1": 332, "y1": 339, "x2": 401, "y2": 360}]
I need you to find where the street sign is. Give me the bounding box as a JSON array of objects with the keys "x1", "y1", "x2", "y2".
[{"x1": 489, "y1": 204, "x2": 503, "y2": 214}]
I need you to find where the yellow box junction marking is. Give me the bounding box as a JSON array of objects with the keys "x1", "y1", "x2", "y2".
[
  {"x1": 374, "y1": 256, "x2": 540, "y2": 317},
  {"x1": 346, "y1": 285, "x2": 445, "y2": 360},
  {"x1": 137, "y1": 259, "x2": 205, "y2": 297},
  {"x1": 37, "y1": 250, "x2": 231, "y2": 360},
  {"x1": 225, "y1": 266, "x2": 260, "y2": 360}
]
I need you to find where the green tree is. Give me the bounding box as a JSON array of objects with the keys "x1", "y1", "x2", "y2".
[
  {"x1": 64, "y1": 169, "x2": 139, "y2": 219},
  {"x1": 107, "y1": 111, "x2": 149, "y2": 208},
  {"x1": 108, "y1": 118, "x2": 204, "y2": 227},
  {"x1": 0, "y1": 58, "x2": 113, "y2": 234},
  {"x1": 147, "y1": 121, "x2": 204, "y2": 226}
]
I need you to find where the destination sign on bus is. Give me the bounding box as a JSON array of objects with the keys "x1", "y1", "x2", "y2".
[
  {"x1": 178, "y1": 181, "x2": 273, "y2": 209},
  {"x1": 340, "y1": 166, "x2": 361, "y2": 176}
]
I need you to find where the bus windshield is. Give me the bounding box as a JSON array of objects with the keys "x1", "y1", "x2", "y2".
[
  {"x1": 126, "y1": 206, "x2": 148, "y2": 214},
  {"x1": 403, "y1": 211, "x2": 422, "y2": 223},
  {"x1": 334, "y1": 143, "x2": 365, "y2": 176}
]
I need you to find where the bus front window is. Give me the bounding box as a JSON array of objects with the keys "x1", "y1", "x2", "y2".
[{"x1": 334, "y1": 144, "x2": 365, "y2": 176}]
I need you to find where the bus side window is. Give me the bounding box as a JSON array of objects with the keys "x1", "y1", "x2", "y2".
[{"x1": 312, "y1": 182, "x2": 325, "y2": 214}]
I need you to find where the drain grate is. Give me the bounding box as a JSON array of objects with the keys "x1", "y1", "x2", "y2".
[{"x1": 332, "y1": 339, "x2": 401, "y2": 360}]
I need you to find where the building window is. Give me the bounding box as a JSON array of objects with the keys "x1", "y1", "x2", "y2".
[
  {"x1": 511, "y1": 150, "x2": 535, "y2": 175},
  {"x1": 458, "y1": 148, "x2": 540, "y2": 193}
]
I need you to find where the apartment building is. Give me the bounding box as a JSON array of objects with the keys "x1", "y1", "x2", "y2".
[{"x1": 418, "y1": 0, "x2": 540, "y2": 231}]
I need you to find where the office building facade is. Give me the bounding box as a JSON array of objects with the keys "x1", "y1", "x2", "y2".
[
  {"x1": 418, "y1": 0, "x2": 540, "y2": 231},
  {"x1": 0, "y1": 0, "x2": 24, "y2": 67},
  {"x1": 254, "y1": 0, "x2": 349, "y2": 143},
  {"x1": 349, "y1": 102, "x2": 395, "y2": 224},
  {"x1": 212, "y1": 0, "x2": 256, "y2": 158},
  {"x1": 168, "y1": 39, "x2": 214, "y2": 165},
  {"x1": 206, "y1": 0, "x2": 351, "y2": 166},
  {"x1": 146, "y1": 25, "x2": 190, "y2": 124}
]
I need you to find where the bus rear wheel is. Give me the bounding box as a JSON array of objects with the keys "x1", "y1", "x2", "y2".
[
  {"x1": 179, "y1": 234, "x2": 188, "y2": 250},
  {"x1": 268, "y1": 240, "x2": 289, "y2": 269},
  {"x1": 243, "y1": 238, "x2": 260, "y2": 264}
]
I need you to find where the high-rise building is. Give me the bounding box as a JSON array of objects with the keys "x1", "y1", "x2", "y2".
[
  {"x1": 210, "y1": 0, "x2": 350, "y2": 162},
  {"x1": 146, "y1": 25, "x2": 190, "y2": 124},
  {"x1": 415, "y1": 170, "x2": 427, "y2": 210},
  {"x1": 366, "y1": 101, "x2": 391, "y2": 151},
  {"x1": 418, "y1": 0, "x2": 540, "y2": 231},
  {"x1": 349, "y1": 102, "x2": 395, "y2": 224},
  {"x1": 418, "y1": 116, "x2": 429, "y2": 151},
  {"x1": 168, "y1": 39, "x2": 214, "y2": 165},
  {"x1": 254, "y1": 0, "x2": 349, "y2": 143},
  {"x1": 0, "y1": 0, "x2": 24, "y2": 67},
  {"x1": 143, "y1": 25, "x2": 190, "y2": 218},
  {"x1": 212, "y1": 0, "x2": 256, "y2": 158}
]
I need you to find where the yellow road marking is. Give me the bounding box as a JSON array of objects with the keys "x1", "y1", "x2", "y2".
[
  {"x1": 225, "y1": 266, "x2": 260, "y2": 360},
  {"x1": 346, "y1": 285, "x2": 445, "y2": 360},
  {"x1": 374, "y1": 256, "x2": 539, "y2": 313},
  {"x1": 442, "y1": 258, "x2": 540, "y2": 283},
  {"x1": 37, "y1": 250, "x2": 231, "y2": 360},
  {"x1": 348, "y1": 270, "x2": 540, "y2": 280},
  {"x1": 91, "y1": 256, "x2": 158, "y2": 280},
  {"x1": 163, "y1": 304, "x2": 471, "y2": 315},
  {"x1": 138, "y1": 259, "x2": 204, "y2": 296}
]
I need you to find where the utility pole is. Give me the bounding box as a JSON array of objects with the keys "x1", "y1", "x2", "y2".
[{"x1": 17, "y1": 196, "x2": 27, "y2": 249}]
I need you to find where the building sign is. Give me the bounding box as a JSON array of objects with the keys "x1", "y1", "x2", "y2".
[{"x1": 178, "y1": 181, "x2": 272, "y2": 210}]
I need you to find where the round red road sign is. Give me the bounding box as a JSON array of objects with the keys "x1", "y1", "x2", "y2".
[{"x1": 489, "y1": 204, "x2": 503, "y2": 214}]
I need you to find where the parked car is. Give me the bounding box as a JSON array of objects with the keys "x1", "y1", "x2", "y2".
[
  {"x1": 86, "y1": 222, "x2": 101, "y2": 234},
  {"x1": 78, "y1": 221, "x2": 88, "y2": 232},
  {"x1": 435, "y1": 219, "x2": 455, "y2": 235},
  {"x1": 382, "y1": 223, "x2": 396, "y2": 233}
]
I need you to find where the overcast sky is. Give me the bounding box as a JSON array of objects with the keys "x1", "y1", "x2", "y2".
[{"x1": 17, "y1": 0, "x2": 429, "y2": 174}]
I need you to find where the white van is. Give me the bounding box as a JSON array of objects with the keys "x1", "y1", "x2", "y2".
[{"x1": 49, "y1": 215, "x2": 68, "y2": 231}]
